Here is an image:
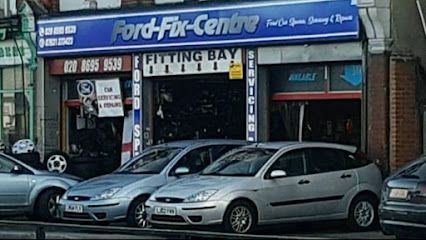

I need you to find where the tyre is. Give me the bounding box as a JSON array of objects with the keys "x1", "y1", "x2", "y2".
[
  {"x1": 223, "y1": 200, "x2": 257, "y2": 234},
  {"x1": 35, "y1": 188, "x2": 64, "y2": 222},
  {"x1": 127, "y1": 196, "x2": 149, "y2": 228},
  {"x1": 45, "y1": 151, "x2": 69, "y2": 174},
  {"x1": 347, "y1": 195, "x2": 378, "y2": 231}
]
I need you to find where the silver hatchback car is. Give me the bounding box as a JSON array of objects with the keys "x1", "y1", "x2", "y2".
[
  {"x1": 58, "y1": 139, "x2": 246, "y2": 227},
  {"x1": 146, "y1": 142, "x2": 382, "y2": 233},
  {"x1": 0, "y1": 153, "x2": 81, "y2": 221}
]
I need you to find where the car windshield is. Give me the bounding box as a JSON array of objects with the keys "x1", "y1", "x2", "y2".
[
  {"x1": 201, "y1": 148, "x2": 277, "y2": 177},
  {"x1": 117, "y1": 147, "x2": 182, "y2": 174}
]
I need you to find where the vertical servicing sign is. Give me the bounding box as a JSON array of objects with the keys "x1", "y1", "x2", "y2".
[
  {"x1": 246, "y1": 48, "x2": 257, "y2": 142},
  {"x1": 37, "y1": 0, "x2": 359, "y2": 57},
  {"x1": 132, "y1": 54, "x2": 143, "y2": 156}
]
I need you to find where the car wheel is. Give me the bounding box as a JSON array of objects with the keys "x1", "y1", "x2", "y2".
[
  {"x1": 35, "y1": 189, "x2": 64, "y2": 222},
  {"x1": 127, "y1": 196, "x2": 148, "y2": 228},
  {"x1": 347, "y1": 195, "x2": 378, "y2": 231},
  {"x1": 223, "y1": 200, "x2": 257, "y2": 234},
  {"x1": 45, "y1": 151, "x2": 69, "y2": 174}
]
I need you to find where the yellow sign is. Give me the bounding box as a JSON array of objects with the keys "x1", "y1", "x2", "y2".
[{"x1": 229, "y1": 62, "x2": 243, "y2": 80}]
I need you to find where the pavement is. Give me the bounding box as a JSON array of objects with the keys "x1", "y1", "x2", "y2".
[{"x1": 0, "y1": 216, "x2": 394, "y2": 239}]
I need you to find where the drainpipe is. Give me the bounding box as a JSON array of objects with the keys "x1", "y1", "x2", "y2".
[{"x1": 416, "y1": 0, "x2": 426, "y2": 38}]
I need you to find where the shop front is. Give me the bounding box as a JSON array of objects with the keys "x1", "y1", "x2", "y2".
[
  {"x1": 258, "y1": 43, "x2": 364, "y2": 147},
  {"x1": 45, "y1": 55, "x2": 132, "y2": 177},
  {"x1": 37, "y1": 0, "x2": 361, "y2": 176}
]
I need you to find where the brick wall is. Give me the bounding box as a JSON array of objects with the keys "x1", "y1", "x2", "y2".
[
  {"x1": 389, "y1": 55, "x2": 421, "y2": 172},
  {"x1": 367, "y1": 53, "x2": 390, "y2": 173}
]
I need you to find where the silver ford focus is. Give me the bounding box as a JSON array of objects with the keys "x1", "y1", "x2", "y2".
[
  {"x1": 57, "y1": 139, "x2": 246, "y2": 227},
  {"x1": 0, "y1": 153, "x2": 81, "y2": 221},
  {"x1": 146, "y1": 142, "x2": 382, "y2": 233}
]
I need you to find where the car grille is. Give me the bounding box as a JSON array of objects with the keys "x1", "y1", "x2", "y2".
[
  {"x1": 155, "y1": 197, "x2": 184, "y2": 203},
  {"x1": 67, "y1": 196, "x2": 91, "y2": 201},
  {"x1": 63, "y1": 212, "x2": 92, "y2": 220},
  {"x1": 151, "y1": 214, "x2": 185, "y2": 223}
]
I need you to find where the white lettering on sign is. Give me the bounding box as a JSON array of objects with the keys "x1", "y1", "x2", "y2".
[
  {"x1": 62, "y1": 57, "x2": 124, "y2": 74},
  {"x1": 143, "y1": 48, "x2": 242, "y2": 76},
  {"x1": 111, "y1": 13, "x2": 260, "y2": 43},
  {"x1": 133, "y1": 54, "x2": 143, "y2": 156},
  {"x1": 95, "y1": 79, "x2": 124, "y2": 118},
  {"x1": 103, "y1": 57, "x2": 123, "y2": 72},
  {"x1": 246, "y1": 48, "x2": 257, "y2": 142},
  {"x1": 64, "y1": 60, "x2": 78, "y2": 73},
  {"x1": 81, "y1": 59, "x2": 100, "y2": 73}
]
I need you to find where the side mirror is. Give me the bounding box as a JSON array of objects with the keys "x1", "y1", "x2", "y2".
[
  {"x1": 174, "y1": 167, "x2": 190, "y2": 176},
  {"x1": 11, "y1": 165, "x2": 23, "y2": 174},
  {"x1": 270, "y1": 170, "x2": 287, "y2": 179}
]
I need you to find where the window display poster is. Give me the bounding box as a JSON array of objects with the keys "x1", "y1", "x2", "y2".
[{"x1": 95, "y1": 79, "x2": 124, "y2": 117}]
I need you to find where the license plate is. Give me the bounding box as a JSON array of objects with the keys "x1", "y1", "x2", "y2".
[
  {"x1": 389, "y1": 188, "x2": 409, "y2": 199},
  {"x1": 155, "y1": 207, "x2": 176, "y2": 216},
  {"x1": 65, "y1": 204, "x2": 83, "y2": 213}
]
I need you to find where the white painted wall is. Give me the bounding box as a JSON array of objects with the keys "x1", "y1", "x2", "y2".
[
  {"x1": 0, "y1": 0, "x2": 17, "y2": 17},
  {"x1": 59, "y1": 0, "x2": 121, "y2": 11}
]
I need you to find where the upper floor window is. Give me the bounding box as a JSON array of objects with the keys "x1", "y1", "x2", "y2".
[{"x1": 59, "y1": 0, "x2": 121, "y2": 12}]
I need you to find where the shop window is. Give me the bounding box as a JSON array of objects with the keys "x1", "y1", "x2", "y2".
[
  {"x1": 270, "y1": 65, "x2": 326, "y2": 93},
  {"x1": 67, "y1": 79, "x2": 131, "y2": 100},
  {"x1": 0, "y1": 66, "x2": 32, "y2": 145},
  {"x1": 330, "y1": 63, "x2": 362, "y2": 91}
]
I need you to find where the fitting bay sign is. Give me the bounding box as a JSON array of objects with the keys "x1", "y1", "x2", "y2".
[{"x1": 143, "y1": 48, "x2": 242, "y2": 76}]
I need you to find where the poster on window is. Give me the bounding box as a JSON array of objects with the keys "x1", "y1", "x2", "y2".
[{"x1": 95, "y1": 79, "x2": 124, "y2": 117}]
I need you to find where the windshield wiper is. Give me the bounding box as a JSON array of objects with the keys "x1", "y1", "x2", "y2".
[
  {"x1": 200, "y1": 172, "x2": 219, "y2": 176},
  {"x1": 132, "y1": 171, "x2": 158, "y2": 174},
  {"x1": 400, "y1": 174, "x2": 420, "y2": 179}
]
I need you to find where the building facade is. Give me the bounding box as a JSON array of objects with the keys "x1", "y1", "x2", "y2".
[
  {"x1": 34, "y1": 0, "x2": 426, "y2": 177},
  {"x1": 0, "y1": 1, "x2": 37, "y2": 149}
]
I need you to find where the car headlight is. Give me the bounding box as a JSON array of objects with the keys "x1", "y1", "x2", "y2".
[
  {"x1": 91, "y1": 187, "x2": 122, "y2": 201},
  {"x1": 185, "y1": 190, "x2": 217, "y2": 203}
]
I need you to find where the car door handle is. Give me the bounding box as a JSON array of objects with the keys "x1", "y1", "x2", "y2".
[
  {"x1": 340, "y1": 174, "x2": 352, "y2": 179},
  {"x1": 298, "y1": 179, "x2": 310, "y2": 185}
]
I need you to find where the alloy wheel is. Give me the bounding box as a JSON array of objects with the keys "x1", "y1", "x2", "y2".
[
  {"x1": 354, "y1": 200, "x2": 374, "y2": 227},
  {"x1": 230, "y1": 206, "x2": 253, "y2": 234},
  {"x1": 134, "y1": 202, "x2": 147, "y2": 228},
  {"x1": 47, "y1": 155, "x2": 67, "y2": 173}
]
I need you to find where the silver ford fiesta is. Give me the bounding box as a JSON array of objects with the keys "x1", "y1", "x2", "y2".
[
  {"x1": 146, "y1": 142, "x2": 383, "y2": 233},
  {"x1": 57, "y1": 139, "x2": 246, "y2": 227}
]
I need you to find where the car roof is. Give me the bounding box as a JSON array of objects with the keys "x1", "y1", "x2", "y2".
[
  {"x1": 155, "y1": 139, "x2": 248, "y2": 149},
  {"x1": 245, "y1": 141, "x2": 358, "y2": 153}
]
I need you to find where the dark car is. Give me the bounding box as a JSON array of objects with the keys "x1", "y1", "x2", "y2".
[{"x1": 379, "y1": 156, "x2": 426, "y2": 239}]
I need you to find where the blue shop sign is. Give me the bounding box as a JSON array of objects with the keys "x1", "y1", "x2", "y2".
[{"x1": 37, "y1": 0, "x2": 359, "y2": 57}]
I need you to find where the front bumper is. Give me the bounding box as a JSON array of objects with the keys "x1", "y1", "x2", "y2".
[
  {"x1": 379, "y1": 202, "x2": 426, "y2": 236},
  {"x1": 58, "y1": 198, "x2": 132, "y2": 222},
  {"x1": 145, "y1": 199, "x2": 228, "y2": 226}
]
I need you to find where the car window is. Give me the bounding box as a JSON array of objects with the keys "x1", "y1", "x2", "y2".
[
  {"x1": 267, "y1": 149, "x2": 306, "y2": 178},
  {"x1": 342, "y1": 150, "x2": 370, "y2": 169},
  {"x1": 170, "y1": 146, "x2": 213, "y2": 176},
  {"x1": 118, "y1": 147, "x2": 182, "y2": 174},
  {"x1": 0, "y1": 156, "x2": 17, "y2": 173},
  {"x1": 306, "y1": 148, "x2": 346, "y2": 174},
  {"x1": 201, "y1": 148, "x2": 277, "y2": 177}
]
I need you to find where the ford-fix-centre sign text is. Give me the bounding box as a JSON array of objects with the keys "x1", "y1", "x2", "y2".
[{"x1": 37, "y1": 0, "x2": 359, "y2": 56}]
